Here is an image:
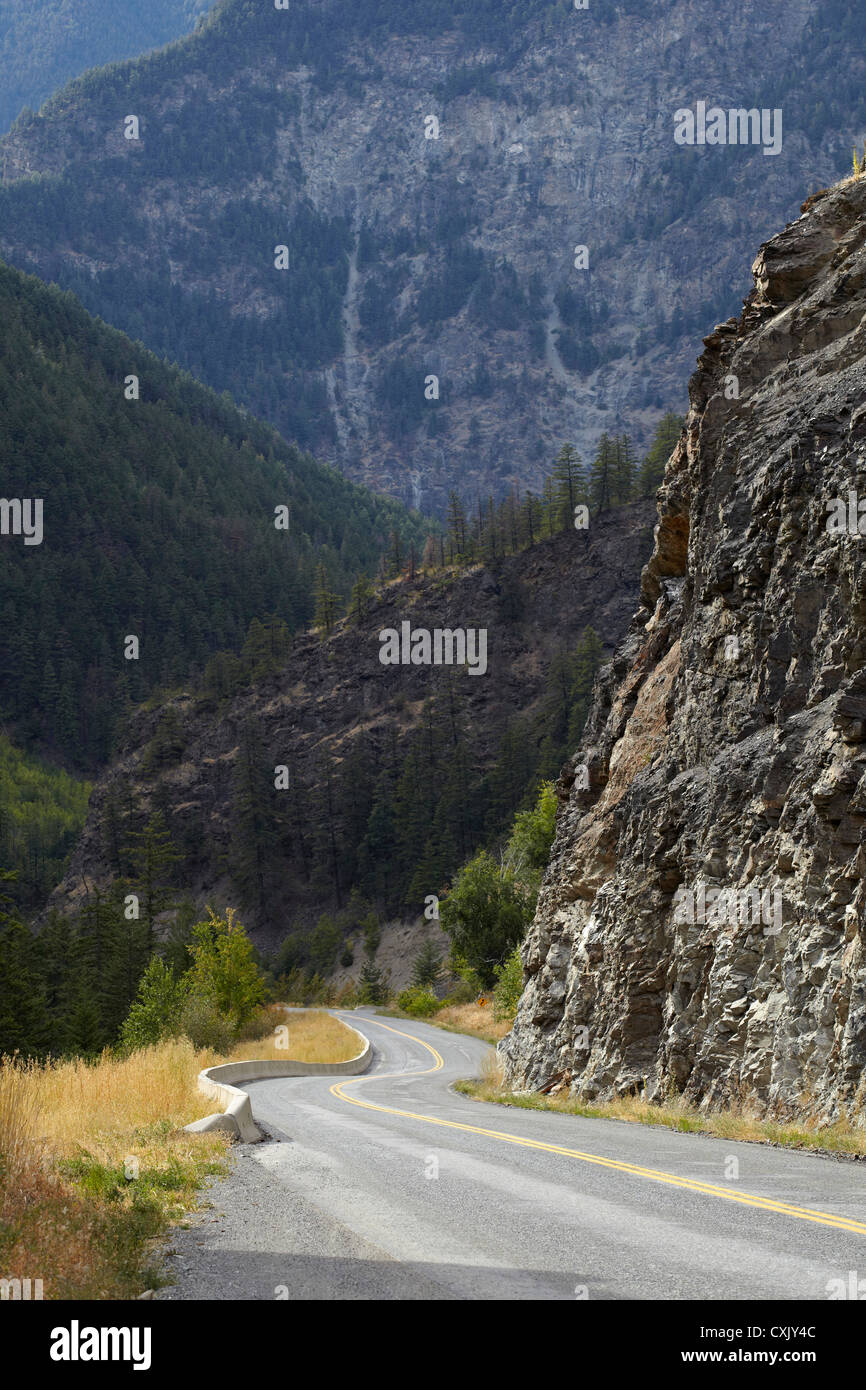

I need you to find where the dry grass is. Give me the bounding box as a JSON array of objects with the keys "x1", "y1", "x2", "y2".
[
  {"x1": 457, "y1": 1058, "x2": 866, "y2": 1158},
  {"x1": 427, "y1": 1002, "x2": 513, "y2": 1045},
  {"x1": 0, "y1": 1007, "x2": 362, "y2": 1299},
  {"x1": 231, "y1": 1005, "x2": 362, "y2": 1065}
]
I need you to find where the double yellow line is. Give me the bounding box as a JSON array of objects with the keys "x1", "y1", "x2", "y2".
[{"x1": 332, "y1": 1015, "x2": 866, "y2": 1238}]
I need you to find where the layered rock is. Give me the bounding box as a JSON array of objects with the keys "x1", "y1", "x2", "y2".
[{"x1": 500, "y1": 176, "x2": 866, "y2": 1121}]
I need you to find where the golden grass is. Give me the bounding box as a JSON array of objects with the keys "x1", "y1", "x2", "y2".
[
  {"x1": 427, "y1": 1002, "x2": 513, "y2": 1045},
  {"x1": 0, "y1": 1007, "x2": 362, "y2": 1299},
  {"x1": 457, "y1": 1057, "x2": 866, "y2": 1158},
  {"x1": 231, "y1": 1005, "x2": 362, "y2": 1065}
]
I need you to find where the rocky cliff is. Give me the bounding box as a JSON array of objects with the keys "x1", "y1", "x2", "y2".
[
  {"x1": 500, "y1": 174, "x2": 866, "y2": 1122},
  {"x1": 0, "y1": 0, "x2": 856, "y2": 512}
]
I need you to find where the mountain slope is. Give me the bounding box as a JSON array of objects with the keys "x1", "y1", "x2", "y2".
[
  {"x1": 500, "y1": 174, "x2": 866, "y2": 1121},
  {"x1": 0, "y1": 0, "x2": 213, "y2": 135},
  {"x1": 0, "y1": 259, "x2": 427, "y2": 769},
  {"x1": 1, "y1": 0, "x2": 863, "y2": 512},
  {"x1": 47, "y1": 501, "x2": 655, "y2": 950}
]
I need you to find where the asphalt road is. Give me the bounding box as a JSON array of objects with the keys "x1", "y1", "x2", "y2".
[{"x1": 159, "y1": 1010, "x2": 866, "y2": 1300}]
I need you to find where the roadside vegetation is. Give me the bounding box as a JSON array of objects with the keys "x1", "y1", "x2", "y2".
[
  {"x1": 0, "y1": 1005, "x2": 359, "y2": 1299},
  {"x1": 457, "y1": 1054, "x2": 866, "y2": 1159}
]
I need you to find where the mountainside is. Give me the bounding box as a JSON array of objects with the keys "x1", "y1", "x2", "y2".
[
  {"x1": 0, "y1": 259, "x2": 426, "y2": 769},
  {"x1": 0, "y1": 0, "x2": 212, "y2": 135},
  {"x1": 1, "y1": 0, "x2": 863, "y2": 513},
  {"x1": 500, "y1": 174, "x2": 866, "y2": 1121},
  {"x1": 47, "y1": 501, "x2": 654, "y2": 953}
]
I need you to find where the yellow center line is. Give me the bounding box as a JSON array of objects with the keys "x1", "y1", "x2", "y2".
[{"x1": 332, "y1": 1014, "x2": 866, "y2": 1239}]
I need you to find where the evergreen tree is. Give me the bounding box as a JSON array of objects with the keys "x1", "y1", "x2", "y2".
[
  {"x1": 358, "y1": 952, "x2": 386, "y2": 1005},
  {"x1": 446, "y1": 491, "x2": 469, "y2": 561},
  {"x1": 636, "y1": 412, "x2": 685, "y2": 498},
  {"x1": 566, "y1": 626, "x2": 605, "y2": 750},
  {"x1": 411, "y1": 938, "x2": 444, "y2": 991},
  {"x1": 126, "y1": 811, "x2": 182, "y2": 953},
  {"x1": 349, "y1": 573, "x2": 375, "y2": 624},
  {"x1": 313, "y1": 563, "x2": 341, "y2": 635},
  {"x1": 612, "y1": 433, "x2": 637, "y2": 505},
  {"x1": 0, "y1": 872, "x2": 47, "y2": 1056},
  {"x1": 589, "y1": 433, "x2": 617, "y2": 515},
  {"x1": 551, "y1": 443, "x2": 586, "y2": 531}
]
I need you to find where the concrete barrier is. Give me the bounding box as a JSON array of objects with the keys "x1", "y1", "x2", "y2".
[{"x1": 184, "y1": 1024, "x2": 373, "y2": 1143}]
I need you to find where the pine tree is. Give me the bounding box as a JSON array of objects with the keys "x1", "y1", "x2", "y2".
[
  {"x1": 388, "y1": 529, "x2": 404, "y2": 579},
  {"x1": 411, "y1": 938, "x2": 444, "y2": 991},
  {"x1": 313, "y1": 563, "x2": 341, "y2": 635},
  {"x1": 588, "y1": 433, "x2": 617, "y2": 515},
  {"x1": 0, "y1": 873, "x2": 47, "y2": 1056},
  {"x1": 446, "y1": 491, "x2": 469, "y2": 560},
  {"x1": 125, "y1": 810, "x2": 182, "y2": 952},
  {"x1": 566, "y1": 626, "x2": 605, "y2": 750},
  {"x1": 358, "y1": 952, "x2": 386, "y2": 1005},
  {"x1": 551, "y1": 443, "x2": 585, "y2": 531},
  {"x1": 636, "y1": 412, "x2": 685, "y2": 498},
  {"x1": 612, "y1": 433, "x2": 637, "y2": 505},
  {"x1": 230, "y1": 720, "x2": 282, "y2": 915}
]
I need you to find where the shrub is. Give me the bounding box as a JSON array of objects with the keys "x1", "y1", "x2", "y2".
[
  {"x1": 396, "y1": 986, "x2": 439, "y2": 1018},
  {"x1": 493, "y1": 945, "x2": 523, "y2": 1021},
  {"x1": 178, "y1": 994, "x2": 234, "y2": 1053},
  {"x1": 439, "y1": 979, "x2": 478, "y2": 1006}
]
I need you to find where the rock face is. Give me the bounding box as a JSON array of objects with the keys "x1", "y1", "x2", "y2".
[{"x1": 500, "y1": 176, "x2": 866, "y2": 1122}]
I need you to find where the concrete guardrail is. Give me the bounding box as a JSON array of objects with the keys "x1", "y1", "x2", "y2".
[{"x1": 185, "y1": 1023, "x2": 373, "y2": 1143}]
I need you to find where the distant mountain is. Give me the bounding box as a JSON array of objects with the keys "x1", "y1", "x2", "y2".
[
  {"x1": 0, "y1": 0, "x2": 863, "y2": 512},
  {"x1": 0, "y1": 259, "x2": 428, "y2": 769},
  {"x1": 0, "y1": 0, "x2": 214, "y2": 135}
]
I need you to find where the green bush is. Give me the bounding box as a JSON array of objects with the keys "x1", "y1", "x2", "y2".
[
  {"x1": 439, "y1": 979, "x2": 478, "y2": 1006},
  {"x1": 396, "y1": 986, "x2": 440, "y2": 1018},
  {"x1": 178, "y1": 993, "x2": 235, "y2": 1053},
  {"x1": 119, "y1": 957, "x2": 187, "y2": 1052},
  {"x1": 493, "y1": 945, "x2": 523, "y2": 1021}
]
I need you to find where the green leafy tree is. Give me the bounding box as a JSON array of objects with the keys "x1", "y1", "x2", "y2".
[
  {"x1": 120, "y1": 955, "x2": 188, "y2": 1051},
  {"x1": 503, "y1": 782, "x2": 558, "y2": 902},
  {"x1": 186, "y1": 906, "x2": 266, "y2": 1032},
  {"x1": 309, "y1": 913, "x2": 342, "y2": 975},
  {"x1": 440, "y1": 850, "x2": 532, "y2": 989},
  {"x1": 493, "y1": 945, "x2": 524, "y2": 1021}
]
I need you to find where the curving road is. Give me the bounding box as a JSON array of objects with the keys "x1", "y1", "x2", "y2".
[{"x1": 160, "y1": 1010, "x2": 866, "y2": 1300}]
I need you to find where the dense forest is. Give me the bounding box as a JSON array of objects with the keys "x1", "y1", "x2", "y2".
[
  {"x1": 0, "y1": 260, "x2": 428, "y2": 769},
  {"x1": 0, "y1": 0, "x2": 211, "y2": 134}
]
